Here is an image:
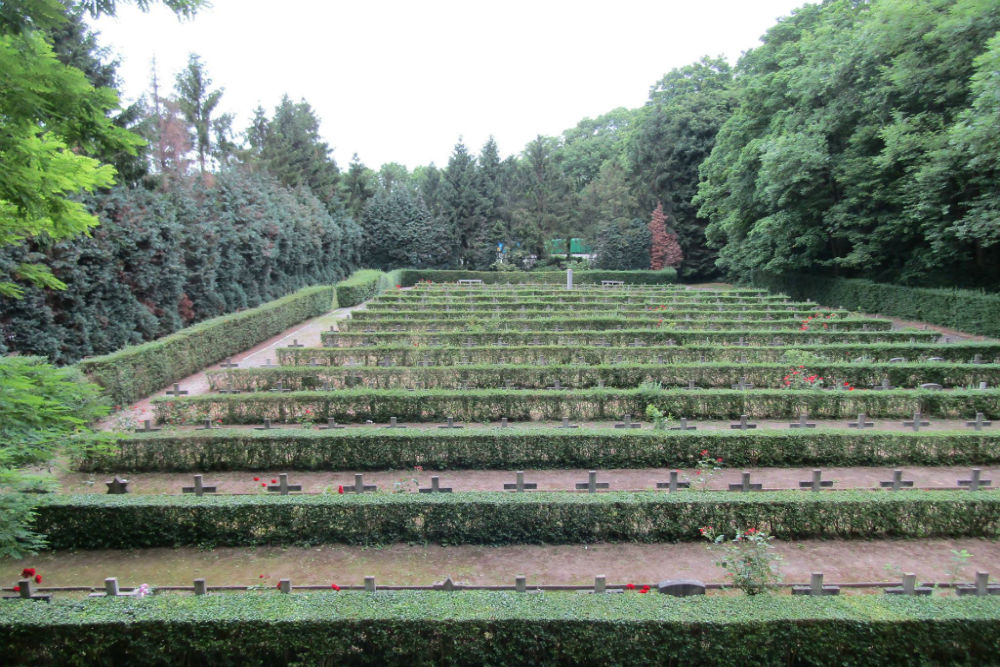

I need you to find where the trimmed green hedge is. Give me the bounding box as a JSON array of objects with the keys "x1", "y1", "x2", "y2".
[
  {"x1": 338, "y1": 316, "x2": 890, "y2": 332},
  {"x1": 334, "y1": 269, "x2": 406, "y2": 308},
  {"x1": 279, "y1": 342, "x2": 1000, "y2": 367},
  {"x1": 30, "y1": 490, "x2": 1000, "y2": 549},
  {"x1": 397, "y1": 268, "x2": 679, "y2": 285},
  {"x1": 152, "y1": 387, "x2": 1000, "y2": 424},
  {"x1": 76, "y1": 285, "x2": 337, "y2": 406},
  {"x1": 755, "y1": 273, "x2": 1000, "y2": 338},
  {"x1": 4, "y1": 593, "x2": 1000, "y2": 667},
  {"x1": 77, "y1": 428, "x2": 1000, "y2": 472}
]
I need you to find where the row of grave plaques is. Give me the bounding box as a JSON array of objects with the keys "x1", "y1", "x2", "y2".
[
  {"x1": 8, "y1": 572, "x2": 1000, "y2": 602},
  {"x1": 135, "y1": 412, "x2": 996, "y2": 434},
  {"x1": 104, "y1": 468, "x2": 997, "y2": 496}
]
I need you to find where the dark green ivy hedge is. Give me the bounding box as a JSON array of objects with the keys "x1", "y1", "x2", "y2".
[
  {"x1": 396, "y1": 268, "x2": 679, "y2": 285},
  {"x1": 76, "y1": 428, "x2": 1000, "y2": 472},
  {"x1": 4, "y1": 593, "x2": 1000, "y2": 667},
  {"x1": 30, "y1": 490, "x2": 1000, "y2": 549}
]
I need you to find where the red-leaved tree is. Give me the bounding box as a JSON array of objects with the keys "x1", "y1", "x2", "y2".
[{"x1": 649, "y1": 203, "x2": 684, "y2": 270}]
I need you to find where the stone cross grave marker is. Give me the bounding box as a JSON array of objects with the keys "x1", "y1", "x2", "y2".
[
  {"x1": 902, "y1": 411, "x2": 930, "y2": 431},
  {"x1": 792, "y1": 573, "x2": 840, "y2": 596},
  {"x1": 344, "y1": 473, "x2": 377, "y2": 493},
  {"x1": 269, "y1": 381, "x2": 291, "y2": 393},
  {"x1": 438, "y1": 417, "x2": 464, "y2": 429},
  {"x1": 682, "y1": 379, "x2": 698, "y2": 390},
  {"x1": 255, "y1": 418, "x2": 279, "y2": 430},
  {"x1": 320, "y1": 417, "x2": 345, "y2": 430},
  {"x1": 871, "y1": 378, "x2": 893, "y2": 390},
  {"x1": 879, "y1": 469, "x2": 914, "y2": 491},
  {"x1": 499, "y1": 417, "x2": 510, "y2": 428},
  {"x1": 972, "y1": 353, "x2": 984, "y2": 364},
  {"x1": 614, "y1": 414, "x2": 641, "y2": 429},
  {"x1": 656, "y1": 470, "x2": 690, "y2": 492},
  {"x1": 261, "y1": 359, "x2": 278, "y2": 369},
  {"x1": 575, "y1": 471, "x2": 609, "y2": 493},
  {"x1": 885, "y1": 573, "x2": 932, "y2": 596},
  {"x1": 504, "y1": 471, "x2": 537, "y2": 492},
  {"x1": 799, "y1": 469, "x2": 833, "y2": 492},
  {"x1": 966, "y1": 413, "x2": 992, "y2": 431},
  {"x1": 219, "y1": 358, "x2": 239, "y2": 369},
  {"x1": 419, "y1": 476, "x2": 452, "y2": 493},
  {"x1": 105, "y1": 477, "x2": 129, "y2": 494},
  {"x1": 958, "y1": 468, "x2": 992, "y2": 491},
  {"x1": 181, "y1": 475, "x2": 217, "y2": 497},
  {"x1": 267, "y1": 473, "x2": 302, "y2": 495},
  {"x1": 386, "y1": 417, "x2": 406, "y2": 428},
  {"x1": 5, "y1": 578, "x2": 51, "y2": 602},
  {"x1": 630, "y1": 339, "x2": 643, "y2": 348},
  {"x1": 558, "y1": 417, "x2": 579, "y2": 429},
  {"x1": 847, "y1": 413, "x2": 874, "y2": 429},
  {"x1": 789, "y1": 414, "x2": 816, "y2": 428},
  {"x1": 136, "y1": 419, "x2": 161, "y2": 433},
  {"x1": 165, "y1": 383, "x2": 188, "y2": 397},
  {"x1": 547, "y1": 379, "x2": 564, "y2": 391},
  {"x1": 88, "y1": 577, "x2": 141, "y2": 598},
  {"x1": 287, "y1": 339, "x2": 304, "y2": 348},
  {"x1": 729, "y1": 471, "x2": 763, "y2": 492},
  {"x1": 956, "y1": 572, "x2": 1000, "y2": 596},
  {"x1": 730, "y1": 415, "x2": 757, "y2": 430},
  {"x1": 731, "y1": 377, "x2": 754, "y2": 391},
  {"x1": 670, "y1": 418, "x2": 697, "y2": 431}
]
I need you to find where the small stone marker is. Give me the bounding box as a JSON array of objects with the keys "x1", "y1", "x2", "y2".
[
  {"x1": 4, "y1": 578, "x2": 51, "y2": 602},
  {"x1": 799, "y1": 469, "x2": 833, "y2": 492},
  {"x1": 958, "y1": 468, "x2": 992, "y2": 491},
  {"x1": 669, "y1": 418, "x2": 697, "y2": 431},
  {"x1": 681, "y1": 378, "x2": 698, "y2": 390},
  {"x1": 927, "y1": 356, "x2": 944, "y2": 362},
  {"x1": 729, "y1": 471, "x2": 763, "y2": 492},
  {"x1": 268, "y1": 380, "x2": 291, "y2": 393},
  {"x1": 847, "y1": 413, "x2": 874, "y2": 429},
  {"x1": 657, "y1": 579, "x2": 706, "y2": 596},
  {"x1": 219, "y1": 358, "x2": 239, "y2": 369},
  {"x1": 730, "y1": 415, "x2": 757, "y2": 430},
  {"x1": 277, "y1": 579, "x2": 292, "y2": 594},
  {"x1": 789, "y1": 414, "x2": 816, "y2": 429},
  {"x1": 880, "y1": 469, "x2": 914, "y2": 491},
  {"x1": 630, "y1": 339, "x2": 643, "y2": 348},
  {"x1": 503, "y1": 471, "x2": 537, "y2": 492},
  {"x1": 731, "y1": 377, "x2": 754, "y2": 391},
  {"x1": 558, "y1": 417, "x2": 579, "y2": 429},
  {"x1": 972, "y1": 353, "x2": 984, "y2": 364},
  {"x1": 656, "y1": 470, "x2": 690, "y2": 492},
  {"x1": 365, "y1": 576, "x2": 377, "y2": 593},
  {"x1": 614, "y1": 414, "x2": 641, "y2": 429},
  {"x1": 165, "y1": 383, "x2": 188, "y2": 397},
  {"x1": 386, "y1": 417, "x2": 407, "y2": 429},
  {"x1": 343, "y1": 473, "x2": 376, "y2": 493},
  {"x1": 956, "y1": 572, "x2": 1000, "y2": 596},
  {"x1": 792, "y1": 573, "x2": 840, "y2": 596},
  {"x1": 438, "y1": 417, "x2": 464, "y2": 429},
  {"x1": 193, "y1": 578, "x2": 208, "y2": 596},
  {"x1": 593, "y1": 575, "x2": 607, "y2": 594},
  {"x1": 196, "y1": 418, "x2": 216, "y2": 430},
  {"x1": 419, "y1": 476, "x2": 452, "y2": 493},
  {"x1": 136, "y1": 419, "x2": 161, "y2": 433},
  {"x1": 105, "y1": 477, "x2": 129, "y2": 494},
  {"x1": 319, "y1": 417, "x2": 345, "y2": 430},
  {"x1": 575, "y1": 471, "x2": 609, "y2": 493},
  {"x1": 181, "y1": 475, "x2": 217, "y2": 497},
  {"x1": 88, "y1": 577, "x2": 139, "y2": 598},
  {"x1": 499, "y1": 417, "x2": 510, "y2": 428},
  {"x1": 888, "y1": 357, "x2": 906, "y2": 363},
  {"x1": 255, "y1": 418, "x2": 279, "y2": 431},
  {"x1": 870, "y1": 378, "x2": 894, "y2": 391},
  {"x1": 902, "y1": 411, "x2": 930, "y2": 431},
  {"x1": 261, "y1": 359, "x2": 278, "y2": 369},
  {"x1": 546, "y1": 379, "x2": 563, "y2": 390},
  {"x1": 515, "y1": 576, "x2": 527, "y2": 593},
  {"x1": 267, "y1": 473, "x2": 302, "y2": 495},
  {"x1": 919, "y1": 383, "x2": 943, "y2": 391},
  {"x1": 966, "y1": 413, "x2": 992, "y2": 431},
  {"x1": 884, "y1": 573, "x2": 932, "y2": 596}
]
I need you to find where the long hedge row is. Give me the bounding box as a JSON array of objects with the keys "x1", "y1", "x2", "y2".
[
  {"x1": 338, "y1": 316, "x2": 890, "y2": 332},
  {"x1": 77, "y1": 428, "x2": 1000, "y2": 472},
  {"x1": 278, "y1": 342, "x2": 1000, "y2": 367},
  {"x1": 5, "y1": 593, "x2": 1000, "y2": 667},
  {"x1": 369, "y1": 294, "x2": 818, "y2": 307},
  {"x1": 205, "y1": 362, "x2": 1000, "y2": 392},
  {"x1": 30, "y1": 490, "x2": 1000, "y2": 549},
  {"x1": 334, "y1": 269, "x2": 406, "y2": 307},
  {"x1": 151, "y1": 387, "x2": 1000, "y2": 424},
  {"x1": 76, "y1": 285, "x2": 337, "y2": 406},
  {"x1": 321, "y1": 329, "x2": 938, "y2": 347},
  {"x1": 396, "y1": 268, "x2": 679, "y2": 285},
  {"x1": 755, "y1": 273, "x2": 1000, "y2": 338},
  {"x1": 354, "y1": 307, "x2": 851, "y2": 320}
]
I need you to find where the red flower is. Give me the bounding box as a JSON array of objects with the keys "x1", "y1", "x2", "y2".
[
  {"x1": 259, "y1": 574, "x2": 264, "y2": 578},
  {"x1": 253, "y1": 477, "x2": 260, "y2": 482},
  {"x1": 396, "y1": 285, "x2": 401, "y2": 289},
  {"x1": 331, "y1": 583, "x2": 340, "y2": 591},
  {"x1": 717, "y1": 457, "x2": 723, "y2": 463},
  {"x1": 337, "y1": 485, "x2": 344, "y2": 494},
  {"x1": 843, "y1": 382, "x2": 849, "y2": 386},
  {"x1": 848, "y1": 387, "x2": 855, "y2": 391},
  {"x1": 34, "y1": 575, "x2": 41, "y2": 584},
  {"x1": 276, "y1": 583, "x2": 282, "y2": 590},
  {"x1": 271, "y1": 479, "x2": 277, "y2": 484},
  {"x1": 625, "y1": 583, "x2": 636, "y2": 590},
  {"x1": 12, "y1": 586, "x2": 19, "y2": 592},
  {"x1": 20, "y1": 568, "x2": 34, "y2": 578},
  {"x1": 639, "y1": 588, "x2": 649, "y2": 594},
  {"x1": 700, "y1": 449, "x2": 709, "y2": 456},
  {"x1": 261, "y1": 483, "x2": 267, "y2": 487}
]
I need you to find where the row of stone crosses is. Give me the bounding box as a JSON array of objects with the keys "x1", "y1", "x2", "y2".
[{"x1": 102, "y1": 467, "x2": 995, "y2": 496}]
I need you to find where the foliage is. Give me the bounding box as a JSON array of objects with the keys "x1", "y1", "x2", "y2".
[
  {"x1": 649, "y1": 203, "x2": 683, "y2": 270},
  {"x1": 28, "y1": 489, "x2": 1000, "y2": 549},
  {"x1": 76, "y1": 284, "x2": 335, "y2": 406},
  {"x1": 701, "y1": 526, "x2": 783, "y2": 595},
  {"x1": 393, "y1": 269, "x2": 677, "y2": 285},
  {"x1": 593, "y1": 216, "x2": 650, "y2": 270},
  {"x1": 361, "y1": 188, "x2": 454, "y2": 270},
  {"x1": 173, "y1": 53, "x2": 222, "y2": 174}
]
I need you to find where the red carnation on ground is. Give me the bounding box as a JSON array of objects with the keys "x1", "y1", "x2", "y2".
[
  {"x1": 253, "y1": 477, "x2": 260, "y2": 482},
  {"x1": 625, "y1": 583, "x2": 636, "y2": 590},
  {"x1": 21, "y1": 568, "x2": 34, "y2": 578},
  {"x1": 271, "y1": 479, "x2": 277, "y2": 484},
  {"x1": 331, "y1": 583, "x2": 340, "y2": 591},
  {"x1": 34, "y1": 575, "x2": 41, "y2": 584},
  {"x1": 338, "y1": 485, "x2": 344, "y2": 494}
]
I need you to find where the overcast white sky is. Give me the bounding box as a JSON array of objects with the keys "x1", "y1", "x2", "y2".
[{"x1": 91, "y1": 0, "x2": 808, "y2": 170}]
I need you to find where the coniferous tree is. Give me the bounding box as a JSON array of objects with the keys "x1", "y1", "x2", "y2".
[{"x1": 174, "y1": 53, "x2": 222, "y2": 175}]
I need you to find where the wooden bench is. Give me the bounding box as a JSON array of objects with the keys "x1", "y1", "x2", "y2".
[
  {"x1": 457, "y1": 279, "x2": 484, "y2": 286},
  {"x1": 601, "y1": 280, "x2": 624, "y2": 287}
]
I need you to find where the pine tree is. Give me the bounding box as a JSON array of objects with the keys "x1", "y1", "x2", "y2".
[{"x1": 649, "y1": 203, "x2": 683, "y2": 270}]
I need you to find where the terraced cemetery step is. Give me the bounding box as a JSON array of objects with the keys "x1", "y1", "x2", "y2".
[
  {"x1": 336, "y1": 316, "x2": 890, "y2": 332},
  {"x1": 278, "y1": 342, "x2": 1000, "y2": 366},
  {"x1": 359, "y1": 306, "x2": 851, "y2": 319},
  {"x1": 205, "y1": 361, "x2": 1000, "y2": 392},
  {"x1": 151, "y1": 387, "x2": 1000, "y2": 424},
  {"x1": 320, "y1": 329, "x2": 937, "y2": 347}
]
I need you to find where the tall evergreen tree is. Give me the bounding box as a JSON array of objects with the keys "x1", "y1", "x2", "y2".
[
  {"x1": 174, "y1": 53, "x2": 222, "y2": 175},
  {"x1": 440, "y1": 140, "x2": 487, "y2": 267}
]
